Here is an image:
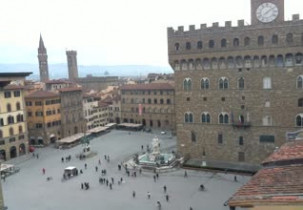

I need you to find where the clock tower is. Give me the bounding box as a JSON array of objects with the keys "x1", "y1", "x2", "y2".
[
  {"x1": 38, "y1": 34, "x2": 49, "y2": 82},
  {"x1": 251, "y1": 0, "x2": 284, "y2": 25}
]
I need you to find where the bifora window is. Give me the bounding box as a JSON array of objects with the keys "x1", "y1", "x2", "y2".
[
  {"x1": 201, "y1": 112, "x2": 210, "y2": 123},
  {"x1": 184, "y1": 112, "x2": 193, "y2": 123},
  {"x1": 183, "y1": 78, "x2": 192, "y2": 91}
]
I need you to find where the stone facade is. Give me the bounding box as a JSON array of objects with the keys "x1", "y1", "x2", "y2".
[
  {"x1": 76, "y1": 76, "x2": 118, "y2": 91},
  {"x1": 66, "y1": 50, "x2": 78, "y2": 81},
  {"x1": 59, "y1": 87, "x2": 85, "y2": 137},
  {"x1": 167, "y1": 0, "x2": 303, "y2": 165},
  {"x1": 120, "y1": 83, "x2": 175, "y2": 132}
]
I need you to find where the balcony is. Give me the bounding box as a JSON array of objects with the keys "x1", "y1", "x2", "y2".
[{"x1": 232, "y1": 122, "x2": 251, "y2": 129}]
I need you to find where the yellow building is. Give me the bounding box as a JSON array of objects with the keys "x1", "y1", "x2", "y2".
[{"x1": 25, "y1": 91, "x2": 61, "y2": 145}]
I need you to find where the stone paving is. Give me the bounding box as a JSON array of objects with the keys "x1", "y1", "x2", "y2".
[{"x1": 2, "y1": 130, "x2": 250, "y2": 210}]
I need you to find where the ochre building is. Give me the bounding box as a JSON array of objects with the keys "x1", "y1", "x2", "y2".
[
  {"x1": 167, "y1": 0, "x2": 303, "y2": 166},
  {"x1": 121, "y1": 83, "x2": 175, "y2": 132}
]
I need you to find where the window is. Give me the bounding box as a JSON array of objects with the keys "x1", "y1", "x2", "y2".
[
  {"x1": 272, "y1": 34, "x2": 278, "y2": 44},
  {"x1": 186, "y1": 42, "x2": 191, "y2": 50},
  {"x1": 154, "y1": 99, "x2": 157, "y2": 104},
  {"x1": 239, "y1": 136, "x2": 244, "y2": 145},
  {"x1": 35, "y1": 111, "x2": 43, "y2": 117},
  {"x1": 286, "y1": 33, "x2": 293, "y2": 44},
  {"x1": 46, "y1": 110, "x2": 52, "y2": 116},
  {"x1": 0, "y1": 130, "x2": 2, "y2": 139},
  {"x1": 191, "y1": 131, "x2": 196, "y2": 142},
  {"x1": 221, "y1": 39, "x2": 227, "y2": 48},
  {"x1": 209, "y1": 40, "x2": 215, "y2": 48},
  {"x1": 201, "y1": 78, "x2": 209, "y2": 89},
  {"x1": 26, "y1": 101, "x2": 32, "y2": 106},
  {"x1": 175, "y1": 43, "x2": 180, "y2": 51},
  {"x1": 258, "y1": 36, "x2": 264, "y2": 46},
  {"x1": 183, "y1": 78, "x2": 192, "y2": 91},
  {"x1": 197, "y1": 41, "x2": 203, "y2": 49},
  {"x1": 263, "y1": 77, "x2": 272, "y2": 89},
  {"x1": 7, "y1": 103, "x2": 11, "y2": 112},
  {"x1": 9, "y1": 127, "x2": 14, "y2": 136},
  {"x1": 18, "y1": 125, "x2": 23, "y2": 134},
  {"x1": 7, "y1": 116, "x2": 14, "y2": 124},
  {"x1": 160, "y1": 99, "x2": 164, "y2": 104},
  {"x1": 36, "y1": 123, "x2": 43, "y2": 129},
  {"x1": 238, "y1": 77, "x2": 245, "y2": 89},
  {"x1": 218, "y1": 133, "x2": 223, "y2": 144},
  {"x1": 166, "y1": 99, "x2": 171, "y2": 104},
  {"x1": 27, "y1": 112, "x2": 32, "y2": 117},
  {"x1": 296, "y1": 114, "x2": 303, "y2": 126},
  {"x1": 0, "y1": 119, "x2": 3, "y2": 126},
  {"x1": 233, "y1": 38, "x2": 239, "y2": 47},
  {"x1": 244, "y1": 37, "x2": 250, "y2": 46},
  {"x1": 17, "y1": 114, "x2": 23, "y2": 122},
  {"x1": 238, "y1": 152, "x2": 245, "y2": 162},
  {"x1": 185, "y1": 112, "x2": 193, "y2": 123},
  {"x1": 260, "y1": 135, "x2": 275, "y2": 143},
  {"x1": 298, "y1": 98, "x2": 303, "y2": 107},
  {"x1": 297, "y1": 76, "x2": 303, "y2": 88},
  {"x1": 219, "y1": 77, "x2": 229, "y2": 90},
  {"x1": 4, "y1": 91, "x2": 11, "y2": 98},
  {"x1": 35, "y1": 101, "x2": 42, "y2": 106},
  {"x1": 201, "y1": 113, "x2": 210, "y2": 123},
  {"x1": 148, "y1": 99, "x2": 151, "y2": 104},
  {"x1": 219, "y1": 113, "x2": 229, "y2": 124},
  {"x1": 263, "y1": 116, "x2": 272, "y2": 126},
  {"x1": 14, "y1": 91, "x2": 20, "y2": 97},
  {"x1": 16, "y1": 102, "x2": 21, "y2": 111}
]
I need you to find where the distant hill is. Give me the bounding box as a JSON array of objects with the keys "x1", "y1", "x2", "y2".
[{"x1": 0, "y1": 63, "x2": 173, "y2": 80}]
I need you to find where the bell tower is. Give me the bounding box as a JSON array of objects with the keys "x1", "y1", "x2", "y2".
[
  {"x1": 251, "y1": 0, "x2": 284, "y2": 25},
  {"x1": 37, "y1": 34, "x2": 49, "y2": 82}
]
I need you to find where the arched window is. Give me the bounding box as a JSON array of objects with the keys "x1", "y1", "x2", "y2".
[
  {"x1": 191, "y1": 131, "x2": 196, "y2": 142},
  {"x1": 286, "y1": 33, "x2": 293, "y2": 44},
  {"x1": 253, "y1": 56, "x2": 260, "y2": 68},
  {"x1": 258, "y1": 36, "x2": 264, "y2": 46},
  {"x1": 186, "y1": 42, "x2": 191, "y2": 50},
  {"x1": 238, "y1": 77, "x2": 245, "y2": 89},
  {"x1": 19, "y1": 125, "x2": 23, "y2": 134},
  {"x1": 7, "y1": 103, "x2": 11, "y2": 112},
  {"x1": 148, "y1": 98, "x2": 151, "y2": 104},
  {"x1": 221, "y1": 39, "x2": 227, "y2": 48},
  {"x1": 236, "y1": 56, "x2": 243, "y2": 68},
  {"x1": 219, "y1": 77, "x2": 229, "y2": 90},
  {"x1": 297, "y1": 76, "x2": 303, "y2": 88},
  {"x1": 185, "y1": 112, "x2": 193, "y2": 123},
  {"x1": 160, "y1": 99, "x2": 164, "y2": 104},
  {"x1": 9, "y1": 127, "x2": 14, "y2": 136},
  {"x1": 197, "y1": 41, "x2": 203, "y2": 49},
  {"x1": 209, "y1": 40, "x2": 215, "y2": 48},
  {"x1": 202, "y1": 58, "x2": 210, "y2": 69},
  {"x1": 183, "y1": 78, "x2": 192, "y2": 91},
  {"x1": 277, "y1": 55, "x2": 284, "y2": 67},
  {"x1": 272, "y1": 34, "x2": 278, "y2": 44},
  {"x1": 269, "y1": 55, "x2": 275, "y2": 67},
  {"x1": 16, "y1": 102, "x2": 21, "y2": 111},
  {"x1": 219, "y1": 57, "x2": 226, "y2": 69},
  {"x1": 285, "y1": 53, "x2": 294, "y2": 66},
  {"x1": 261, "y1": 55, "x2": 267, "y2": 67},
  {"x1": 201, "y1": 112, "x2": 210, "y2": 123},
  {"x1": 244, "y1": 56, "x2": 252, "y2": 68},
  {"x1": 211, "y1": 58, "x2": 218, "y2": 69},
  {"x1": 233, "y1": 38, "x2": 240, "y2": 47},
  {"x1": 7, "y1": 116, "x2": 14, "y2": 124},
  {"x1": 244, "y1": 37, "x2": 250, "y2": 46},
  {"x1": 298, "y1": 98, "x2": 303, "y2": 107},
  {"x1": 227, "y1": 57, "x2": 235, "y2": 69},
  {"x1": 296, "y1": 114, "x2": 303, "y2": 127},
  {"x1": 174, "y1": 43, "x2": 180, "y2": 51},
  {"x1": 295, "y1": 53, "x2": 303, "y2": 65},
  {"x1": 201, "y1": 78, "x2": 209, "y2": 90},
  {"x1": 166, "y1": 99, "x2": 171, "y2": 104},
  {"x1": 219, "y1": 113, "x2": 229, "y2": 124}
]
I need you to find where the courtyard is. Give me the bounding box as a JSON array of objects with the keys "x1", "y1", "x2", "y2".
[{"x1": 3, "y1": 130, "x2": 250, "y2": 210}]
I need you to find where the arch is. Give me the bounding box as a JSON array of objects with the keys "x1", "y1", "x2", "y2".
[
  {"x1": 219, "y1": 77, "x2": 229, "y2": 90},
  {"x1": 277, "y1": 55, "x2": 284, "y2": 67},
  {"x1": 7, "y1": 103, "x2": 11, "y2": 112},
  {"x1": 197, "y1": 41, "x2": 203, "y2": 49},
  {"x1": 183, "y1": 78, "x2": 192, "y2": 91},
  {"x1": 227, "y1": 56, "x2": 235, "y2": 69},
  {"x1": 235, "y1": 56, "x2": 243, "y2": 68},
  {"x1": 296, "y1": 114, "x2": 303, "y2": 126},
  {"x1": 188, "y1": 59, "x2": 195, "y2": 70},
  {"x1": 181, "y1": 60, "x2": 188, "y2": 70},
  {"x1": 10, "y1": 146, "x2": 17, "y2": 159},
  {"x1": 258, "y1": 36, "x2": 264, "y2": 46},
  {"x1": 272, "y1": 34, "x2": 278, "y2": 44},
  {"x1": 174, "y1": 43, "x2": 180, "y2": 51},
  {"x1": 195, "y1": 59, "x2": 202, "y2": 70},
  {"x1": 16, "y1": 102, "x2": 21, "y2": 111},
  {"x1": 295, "y1": 53, "x2": 303, "y2": 65},
  {"x1": 233, "y1": 38, "x2": 240, "y2": 47},
  {"x1": 202, "y1": 58, "x2": 210, "y2": 70},
  {"x1": 211, "y1": 57, "x2": 218, "y2": 69},
  {"x1": 174, "y1": 60, "x2": 180, "y2": 71},
  {"x1": 186, "y1": 42, "x2": 191, "y2": 50},
  {"x1": 219, "y1": 57, "x2": 226, "y2": 69},
  {"x1": 244, "y1": 37, "x2": 250, "y2": 46},
  {"x1": 269, "y1": 55, "x2": 275, "y2": 67},
  {"x1": 201, "y1": 78, "x2": 210, "y2": 90},
  {"x1": 7, "y1": 115, "x2": 14, "y2": 124},
  {"x1": 244, "y1": 56, "x2": 252, "y2": 68},
  {"x1": 297, "y1": 75, "x2": 303, "y2": 88},
  {"x1": 19, "y1": 143, "x2": 26, "y2": 156},
  {"x1": 286, "y1": 33, "x2": 293, "y2": 44},
  {"x1": 238, "y1": 77, "x2": 245, "y2": 89},
  {"x1": 253, "y1": 56, "x2": 260, "y2": 68},
  {"x1": 18, "y1": 125, "x2": 23, "y2": 134},
  {"x1": 285, "y1": 53, "x2": 294, "y2": 67},
  {"x1": 261, "y1": 55, "x2": 267, "y2": 67},
  {"x1": 0, "y1": 150, "x2": 6, "y2": 161},
  {"x1": 221, "y1": 39, "x2": 227, "y2": 48},
  {"x1": 201, "y1": 112, "x2": 210, "y2": 123}
]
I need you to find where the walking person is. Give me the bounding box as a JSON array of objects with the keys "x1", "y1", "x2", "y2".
[
  {"x1": 163, "y1": 185, "x2": 167, "y2": 193},
  {"x1": 42, "y1": 168, "x2": 45, "y2": 175},
  {"x1": 234, "y1": 175, "x2": 238, "y2": 182},
  {"x1": 84, "y1": 163, "x2": 87, "y2": 169},
  {"x1": 81, "y1": 183, "x2": 84, "y2": 189},
  {"x1": 184, "y1": 170, "x2": 188, "y2": 178},
  {"x1": 95, "y1": 166, "x2": 98, "y2": 172},
  {"x1": 132, "y1": 190, "x2": 136, "y2": 198},
  {"x1": 157, "y1": 201, "x2": 161, "y2": 210},
  {"x1": 165, "y1": 194, "x2": 169, "y2": 202},
  {"x1": 147, "y1": 192, "x2": 151, "y2": 199}
]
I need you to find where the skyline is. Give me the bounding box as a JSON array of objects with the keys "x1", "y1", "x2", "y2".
[{"x1": 0, "y1": 0, "x2": 302, "y2": 66}]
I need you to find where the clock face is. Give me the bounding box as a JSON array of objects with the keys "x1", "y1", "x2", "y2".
[{"x1": 256, "y1": 2, "x2": 279, "y2": 23}]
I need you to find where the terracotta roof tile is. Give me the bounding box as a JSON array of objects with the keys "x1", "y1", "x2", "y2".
[
  {"x1": 45, "y1": 79, "x2": 74, "y2": 84},
  {"x1": 59, "y1": 87, "x2": 82, "y2": 92},
  {"x1": 121, "y1": 83, "x2": 174, "y2": 91},
  {"x1": 25, "y1": 90, "x2": 59, "y2": 99},
  {"x1": 3, "y1": 84, "x2": 24, "y2": 90}
]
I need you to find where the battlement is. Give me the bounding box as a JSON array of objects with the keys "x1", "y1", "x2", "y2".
[
  {"x1": 66, "y1": 50, "x2": 77, "y2": 55},
  {"x1": 167, "y1": 14, "x2": 302, "y2": 36}
]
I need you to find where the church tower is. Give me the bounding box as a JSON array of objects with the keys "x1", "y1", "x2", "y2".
[
  {"x1": 37, "y1": 34, "x2": 49, "y2": 82},
  {"x1": 66, "y1": 50, "x2": 79, "y2": 81}
]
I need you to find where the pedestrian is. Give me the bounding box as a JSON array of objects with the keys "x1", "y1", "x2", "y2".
[
  {"x1": 109, "y1": 183, "x2": 112, "y2": 190},
  {"x1": 2, "y1": 175, "x2": 5, "y2": 182},
  {"x1": 107, "y1": 156, "x2": 110, "y2": 162},
  {"x1": 153, "y1": 175, "x2": 156, "y2": 182},
  {"x1": 95, "y1": 166, "x2": 98, "y2": 172},
  {"x1": 163, "y1": 185, "x2": 167, "y2": 193},
  {"x1": 80, "y1": 169, "x2": 83, "y2": 174},
  {"x1": 156, "y1": 173, "x2": 159, "y2": 179},
  {"x1": 111, "y1": 177, "x2": 114, "y2": 184},
  {"x1": 84, "y1": 163, "x2": 87, "y2": 169},
  {"x1": 61, "y1": 157, "x2": 64, "y2": 163},
  {"x1": 234, "y1": 175, "x2": 238, "y2": 182},
  {"x1": 36, "y1": 154, "x2": 39, "y2": 159},
  {"x1": 104, "y1": 155, "x2": 107, "y2": 160},
  {"x1": 120, "y1": 177, "x2": 123, "y2": 183},
  {"x1": 141, "y1": 145, "x2": 144, "y2": 150},
  {"x1": 147, "y1": 192, "x2": 151, "y2": 199},
  {"x1": 133, "y1": 171, "x2": 136, "y2": 177},
  {"x1": 81, "y1": 183, "x2": 84, "y2": 189},
  {"x1": 189, "y1": 207, "x2": 193, "y2": 210},
  {"x1": 32, "y1": 152, "x2": 35, "y2": 157},
  {"x1": 42, "y1": 168, "x2": 45, "y2": 175},
  {"x1": 139, "y1": 168, "x2": 142, "y2": 174},
  {"x1": 165, "y1": 194, "x2": 169, "y2": 202},
  {"x1": 132, "y1": 190, "x2": 136, "y2": 198},
  {"x1": 98, "y1": 159, "x2": 101, "y2": 165},
  {"x1": 184, "y1": 170, "x2": 188, "y2": 177},
  {"x1": 157, "y1": 201, "x2": 161, "y2": 210}
]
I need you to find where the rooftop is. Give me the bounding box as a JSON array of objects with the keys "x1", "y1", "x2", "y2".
[
  {"x1": 58, "y1": 87, "x2": 82, "y2": 92},
  {"x1": 121, "y1": 83, "x2": 174, "y2": 91},
  {"x1": 3, "y1": 84, "x2": 24, "y2": 90},
  {"x1": 25, "y1": 90, "x2": 59, "y2": 99}
]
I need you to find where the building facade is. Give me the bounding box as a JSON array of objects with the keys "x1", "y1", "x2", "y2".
[
  {"x1": 167, "y1": 0, "x2": 303, "y2": 165},
  {"x1": 38, "y1": 34, "x2": 49, "y2": 82},
  {"x1": 83, "y1": 94, "x2": 99, "y2": 130},
  {"x1": 59, "y1": 87, "x2": 85, "y2": 137},
  {"x1": 121, "y1": 83, "x2": 175, "y2": 131},
  {"x1": 25, "y1": 91, "x2": 61, "y2": 145}
]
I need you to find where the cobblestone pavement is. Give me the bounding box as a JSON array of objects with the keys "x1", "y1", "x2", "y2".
[{"x1": 3, "y1": 130, "x2": 250, "y2": 210}]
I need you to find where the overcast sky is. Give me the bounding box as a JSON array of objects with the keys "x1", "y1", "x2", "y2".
[{"x1": 0, "y1": 0, "x2": 302, "y2": 66}]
